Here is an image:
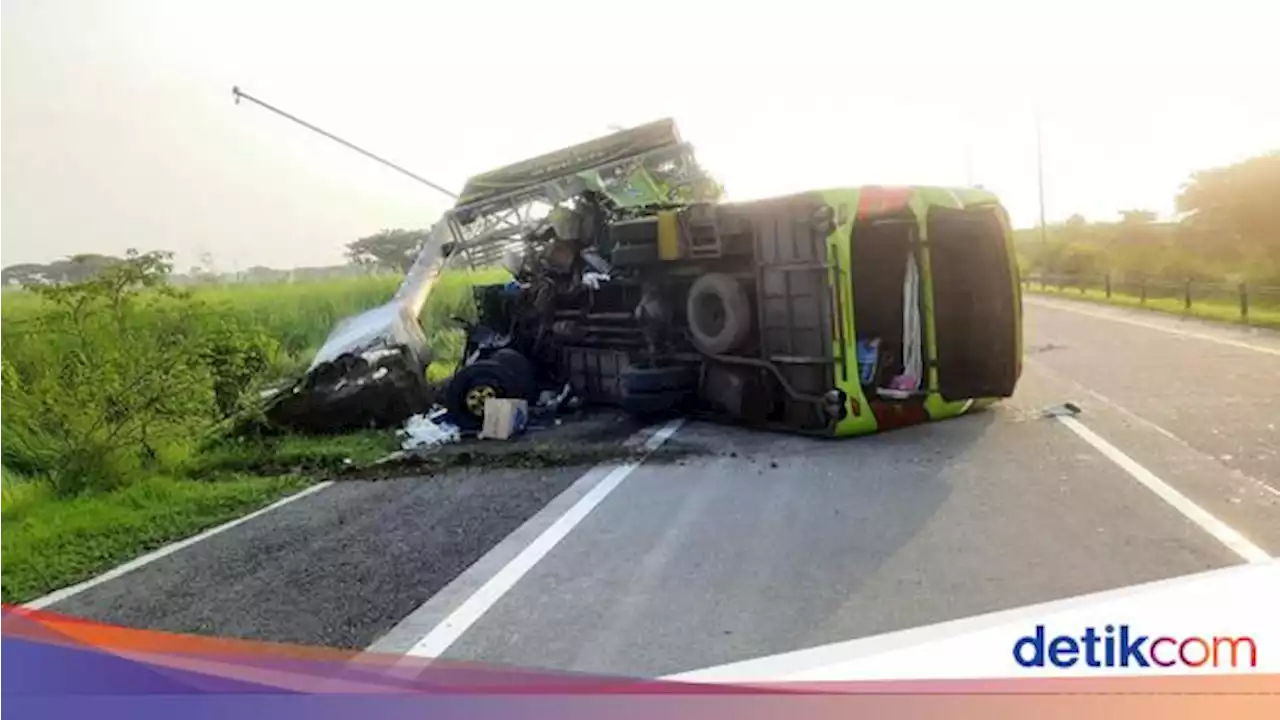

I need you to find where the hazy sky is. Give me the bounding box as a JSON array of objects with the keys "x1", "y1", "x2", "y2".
[{"x1": 3, "y1": 0, "x2": 1277, "y2": 271}]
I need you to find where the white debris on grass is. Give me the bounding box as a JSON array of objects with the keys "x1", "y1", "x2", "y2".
[{"x1": 399, "y1": 412, "x2": 461, "y2": 451}]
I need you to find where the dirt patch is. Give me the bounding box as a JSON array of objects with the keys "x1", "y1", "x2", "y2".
[
  {"x1": 327, "y1": 409, "x2": 708, "y2": 482},
  {"x1": 338, "y1": 435, "x2": 705, "y2": 482}
]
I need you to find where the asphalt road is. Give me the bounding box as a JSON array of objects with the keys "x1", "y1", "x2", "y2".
[{"x1": 47, "y1": 295, "x2": 1280, "y2": 677}]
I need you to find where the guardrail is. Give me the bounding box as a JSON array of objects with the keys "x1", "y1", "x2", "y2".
[{"x1": 1022, "y1": 273, "x2": 1280, "y2": 324}]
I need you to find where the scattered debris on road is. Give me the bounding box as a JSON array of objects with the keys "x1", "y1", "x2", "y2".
[
  {"x1": 1042, "y1": 402, "x2": 1083, "y2": 418},
  {"x1": 338, "y1": 410, "x2": 704, "y2": 482},
  {"x1": 399, "y1": 412, "x2": 461, "y2": 451},
  {"x1": 478, "y1": 398, "x2": 528, "y2": 441},
  {"x1": 1026, "y1": 342, "x2": 1067, "y2": 355}
]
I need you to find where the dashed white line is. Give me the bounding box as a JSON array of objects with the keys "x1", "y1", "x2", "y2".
[
  {"x1": 403, "y1": 418, "x2": 685, "y2": 659},
  {"x1": 1025, "y1": 296, "x2": 1280, "y2": 356},
  {"x1": 24, "y1": 481, "x2": 336, "y2": 609},
  {"x1": 1056, "y1": 416, "x2": 1270, "y2": 564}
]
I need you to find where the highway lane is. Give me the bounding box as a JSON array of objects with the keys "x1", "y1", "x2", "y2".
[
  {"x1": 45, "y1": 296, "x2": 1279, "y2": 678},
  {"x1": 48, "y1": 464, "x2": 600, "y2": 649},
  {"x1": 375, "y1": 297, "x2": 1279, "y2": 676},
  {"x1": 382, "y1": 375, "x2": 1256, "y2": 676},
  {"x1": 1019, "y1": 296, "x2": 1280, "y2": 553}
]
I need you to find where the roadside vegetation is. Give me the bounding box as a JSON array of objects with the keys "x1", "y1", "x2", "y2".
[
  {"x1": 1015, "y1": 152, "x2": 1280, "y2": 314},
  {"x1": 1025, "y1": 282, "x2": 1280, "y2": 329},
  {"x1": 1024, "y1": 151, "x2": 1280, "y2": 292},
  {"x1": 1, "y1": 248, "x2": 508, "y2": 603}
]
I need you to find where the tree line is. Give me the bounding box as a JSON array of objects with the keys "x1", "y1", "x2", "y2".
[
  {"x1": 1017, "y1": 151, "x2": 1280, "y2": 283},
  {"x1": 6, "y1": 152, "x2": 1276, "y2": 287}
]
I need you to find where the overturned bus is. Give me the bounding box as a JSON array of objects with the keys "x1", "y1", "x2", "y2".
[
  {"x1": 275, "y1": 118, "x2": 1022, "y2": 436},
  {"x1": 436, "y1": 121, "x2": 1023, "y2": 436}
]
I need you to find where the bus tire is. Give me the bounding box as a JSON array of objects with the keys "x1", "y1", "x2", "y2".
[
  {"x1": 620, "y1": 388, "x2": 688, "y2": 416},
  {"x1": 687, "y1": 273, "x2": 752, "y2": 354},
  {"x1": 492, "y1": 348, "x2": 538, "y2": 401},
  {"x1": 621, "y1": 364, "x2": 697, "y2": 394},
  {"x1": 445, "y1": 360, "x2": 517, "y2": 429}
]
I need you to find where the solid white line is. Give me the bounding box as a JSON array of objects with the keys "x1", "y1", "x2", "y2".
[
  {"x1": 1025, "y1": 296, "x2": 1280, "y2": 356},
  {"x1": 403, "y1": 418, "x2": 685, "y2": 659},
  {"x1": 1056, "y1": 416, "x2": 1270, "y2": 564},
  {"x1": 24, "y1": 480, "x2": 336, "y2": 609}
]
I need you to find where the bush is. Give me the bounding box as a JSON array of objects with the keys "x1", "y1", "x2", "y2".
[
  {"x1": 1, "y1": 259, "x2": 511, "y2": 496},
  {"x1": 0, "y1": 251, "x2": 278, "y2": 496}
]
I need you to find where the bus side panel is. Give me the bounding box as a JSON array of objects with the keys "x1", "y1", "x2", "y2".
[{"x1": 819, "y1": 189, "x2": 878, "y2": 437}]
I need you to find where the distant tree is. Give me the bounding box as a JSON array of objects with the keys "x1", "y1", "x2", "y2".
[
  {"x1": 1176, "y1": 152, "x2": 1280, "y2": 271},
  {"x1": 2, "y1": 263, "x2": 50, "y2": 286},
  {"x1": 241, "y1": 265, "x2": 286, "y2": 284},
  {"x1": 345, "y1": 229, "x2": 428, "y2": 273},
  {"x1": 1119, "y1": 209, "x2": 1158, "y2": 224},
  {"x1": 186, "y1": 252, "x2": 221, "y2": 284},
  {"x1": 2, "y1": 254, "x2": 126, "y2": 287}
]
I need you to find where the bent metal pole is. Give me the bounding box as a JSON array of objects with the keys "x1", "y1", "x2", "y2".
[
  {"x1": 231, "y1": 86, "x2": 458, "y2": 200},
  {"x1": 234, "y1": 81, "x2": 465, "y2": 322}
]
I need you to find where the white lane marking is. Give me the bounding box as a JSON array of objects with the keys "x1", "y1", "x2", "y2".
[
  {"x1": 404, "y1": 418, "x2": 685, "y2": 659},
  {"x1": 24, "y1": 481, "x2": 335, "y2": 609},
  {"x1": 1025, "y1": 296, "x2": 1280, "y2": 356},
  {"x1": 1027, "y1": 358, "x2": 1280, "y2": 499},
  {"x1": 1056, "y1": 416, "x2": 1271, "y2": 564}
]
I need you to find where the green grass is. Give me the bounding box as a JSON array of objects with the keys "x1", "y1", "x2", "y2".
[
  {"x1": 1026, "y1": 284, "x2": 1280, "y2": 330},
  {"x1": 1, "y1": 471, "x2": 309, "y2": 604},
  {"x1": 193, "y1": 269, "x2": 512, "y2": 364},
  {"x1": 194, "y1": 430, "x2": 401, "y2": 476},
  {"x1": 0, "y1": 268, "x2": 510, "y2": 604},
  {"x1": 0, "y1": 431, "x2": 400, "y2": 604},
  {"x1": 4, "y1": 269, "x2": 512, "y2": 369}
]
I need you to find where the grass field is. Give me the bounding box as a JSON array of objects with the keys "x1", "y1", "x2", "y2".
[{"x1": 0, "y1": 268, "x2": 509, "y2": 603}]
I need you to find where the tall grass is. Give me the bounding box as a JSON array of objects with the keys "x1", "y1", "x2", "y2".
[
  {"x1": 195, "y1": 269, "x2": 511, "y2": 366},
  {"x1": 1, "y1": 265, "x2": 512, "y2": 602},
  {"x1": 0, "y1": 266, "x2": 512, "y2": 489}
]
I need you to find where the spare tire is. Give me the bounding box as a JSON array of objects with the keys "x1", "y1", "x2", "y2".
[{"x1": 686, "y1": 273, "x2": 752, "y2": 354}]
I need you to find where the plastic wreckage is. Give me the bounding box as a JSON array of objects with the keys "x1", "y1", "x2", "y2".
[{"x1": 266, "y1": 118, "x2": 1023, "y2": 438}]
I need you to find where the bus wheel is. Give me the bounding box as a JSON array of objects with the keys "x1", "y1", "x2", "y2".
[
  {"x1": 492, "y1": 348, "x2": 538, "y2": 401},
  {"x1": 445, "y1": 360, "x2": 516, "y2": 429},
  {"x1": 687, "y1": 273, "x2": 752, "y2": 354}
]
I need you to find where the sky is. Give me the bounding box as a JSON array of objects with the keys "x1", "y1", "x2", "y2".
[{"x1": 2, "y1": 0, "x2": 1277, "y2": 271}]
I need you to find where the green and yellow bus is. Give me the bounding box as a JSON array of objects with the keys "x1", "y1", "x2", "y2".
[{"x1": 441, "y1": 123, "x2": 1023, "y2": 436}]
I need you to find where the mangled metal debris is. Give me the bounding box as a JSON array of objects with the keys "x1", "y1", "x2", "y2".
[{"x1": 265, "y1": 120, "x2": 714, "y2": 433}]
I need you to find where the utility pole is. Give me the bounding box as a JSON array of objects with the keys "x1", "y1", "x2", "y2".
[{"x1": 1035, "y1": 101, "x2": 1048, "y2": 247}]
